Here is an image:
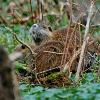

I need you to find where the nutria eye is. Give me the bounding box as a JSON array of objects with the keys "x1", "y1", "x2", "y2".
[{"x1": 33, "y1": 24, "x2": 38, "y2": 28}]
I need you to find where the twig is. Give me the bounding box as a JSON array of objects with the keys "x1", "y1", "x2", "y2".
[
  {"x1": 66, "y1": 0, "x2": 73, "y2": 23},
  {"x1": 29, "y1": 0, "x2": 34, "y2": 22},
  {"x1": 75, "y1": 1, "x2": 94, "y2": 82},
  {"x1": 30, "y1": 0, "x2": 33, "y2": 14},
  {"x1": 5, "y1": 26, "x2": 36, "y2": 56},
  {"x1": 37, "y1": 66, "x2": 60, "y2": 76},
  {"x1": 63, "y1": 48, "x2": 81, "y2": 72},
  {"x1": 61, "y1": 0, "x2": 84, "y2": 68},
  {"x1": 0, "y1": 15, "x2": 8, "y2": 24},
  {"x1": 96, "y1": 66, "x2": 100, "y2": 81},
  {"x1": 37, "y1": 0, "x2": 43, "y2": 22},
  {"x1": 5, "y1": 27, "x2": 41, "y2": 84},
  {"x1": 43, "y1": 51, "x2": 69, "y2": 55},
  {"x1": 61, "y1": 0, "x2": 72, "y2": 66},
  {"x1": 61, "y1": 16, "x2": 83, "y2": 70}
]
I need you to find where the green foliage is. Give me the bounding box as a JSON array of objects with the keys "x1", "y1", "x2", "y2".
[
  {"x1": 2, "y1": 22, "x2": 99, "y2": 100},
  {"x1": 19, "y1": 82, "x2": 100, "y2": 100},
  {"x1": 19, "y1": 72, "x2": 100, "y2": 100},
  {"x1": 46, "y1": 14, "x2": 68, "y2": 30},
  {"x1": 0, "y1": 24, "x2": 32, "y2": 53}
]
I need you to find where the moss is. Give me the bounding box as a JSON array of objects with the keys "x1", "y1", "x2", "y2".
[{"x1": 47, "y1": 72, "x2": 66, "y2": 81}]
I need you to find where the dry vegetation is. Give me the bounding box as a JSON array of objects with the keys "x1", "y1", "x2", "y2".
[{"x1": 0, "y1": 0, "x2": 100, "y2": 100}]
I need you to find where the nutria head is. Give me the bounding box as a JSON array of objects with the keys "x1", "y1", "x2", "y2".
[{"x1": 29, "y1": 23, "x2": 53, "y2": 45}]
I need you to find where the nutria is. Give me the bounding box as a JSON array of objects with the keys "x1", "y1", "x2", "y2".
[{"x1": 14, "y1": 38, "x2": 98, "y2": 74}]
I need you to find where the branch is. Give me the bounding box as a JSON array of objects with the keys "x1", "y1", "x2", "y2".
[
  {"x1": 5, "y1": 26, "x2": 36, "y2": 56},
  {"x1": 43, "y1": 51, "x2": 69, "y2": 55},
  {"x1": 63, "y1": 48, "x2": 81, "y2": 72},
  {"x1": 75, "y1": 1, "x2": 94, "y2": 82}
]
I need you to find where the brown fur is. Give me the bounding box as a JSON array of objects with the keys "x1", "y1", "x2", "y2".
[{"x1": 15, "y1": 40, "x2": 78, "y2": 73}]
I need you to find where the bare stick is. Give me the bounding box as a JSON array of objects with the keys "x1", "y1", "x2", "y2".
[
  {"x1": 5, "y1": 27, "x2": 36, "y2": 56},
  {"x1": 37, "y1": 66, "x2": 60, "y2": 76},
  {"x1": 44, "y1": 51, "x2": 70, "y2": 55},
  {"x1": 96, "y1": 66, "x2": 100, "y2": 81},
  {"x1": 37, "y1": 0, "x2": 43, "y2": 22},
  {"x1": 30, "y1": 0, "x2": 33, "y2": 14},
  {"x1": 63, "y1": 48, "x2": 81, "y2": 72},
  {"x1": 29, "y1": 0, "x2": 34, "y2": 22},
  {"x1": 75, "y1": 1, "x2": 94, "y2": 82}
]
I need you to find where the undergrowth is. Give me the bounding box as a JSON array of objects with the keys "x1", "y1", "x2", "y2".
[{"x1": 0, "y1": 0, "x2": 100, "y2": 100}]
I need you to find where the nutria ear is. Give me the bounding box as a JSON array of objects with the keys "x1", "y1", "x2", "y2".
[{"x1": 48, "y1": 26, "x2": 52, "y2": 32}]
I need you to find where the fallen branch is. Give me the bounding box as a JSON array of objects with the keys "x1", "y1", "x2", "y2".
[{"x1": 37, "y1": 66, "x2": 60, "y2": 77}]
